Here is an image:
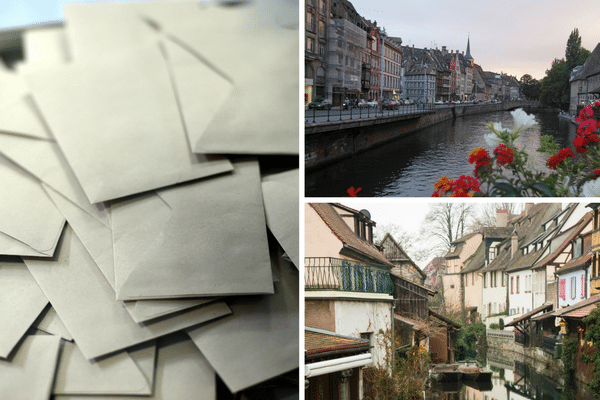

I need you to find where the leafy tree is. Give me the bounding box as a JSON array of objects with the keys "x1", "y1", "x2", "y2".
[
  {"x1": 520, "y1": 74, "x2": 541, "y2": 101},
  {"x1": 566, "y1": 28, "x2": 583, "y2": 70},
  {"x1": 455, "y1": 322, "x2": 486, "y2": 361},
  {"x1": 540, "y1": 58, "x2": 568, "y2": 110},
  {"x1": 539, "y1": 29, "x2": 591, "y2": 111},
  {"x1": 581, "y1": 304, "x2": 600, "y2": 397}
]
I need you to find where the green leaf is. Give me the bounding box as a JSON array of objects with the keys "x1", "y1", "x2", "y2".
[
  {"x1": 491, "y1": 182, "x2": 520, "y2": 197},
  {"x1": 530, "y1": 182, "x2": 556, "y2": 197}
]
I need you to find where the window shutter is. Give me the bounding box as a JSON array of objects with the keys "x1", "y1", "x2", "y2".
[{"x1": 559, "y1": 279, "x2": 566, "y2": 300}]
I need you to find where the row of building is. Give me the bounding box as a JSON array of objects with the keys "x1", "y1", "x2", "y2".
[
  {"x1": 435, "y1": 203, "x2": 598, "y2": 326},
  {"x1": 304, "y1": 0, "x2": 521, "y2": 107},
  {"x1": 432, "y1": 202, "x2": 600, "y2": 385}
]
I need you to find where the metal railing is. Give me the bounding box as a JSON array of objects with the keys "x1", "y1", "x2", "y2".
[
  {"x1": 539, "y1": 335, "x2": 561, "y2": 353},
  {"x1": 305, "y1": 257, "x2": 393, "y2": 295},
  {"x1": 305, "y1": 103, "x2": 435, "y2": 124},
  {"x1": 486, "y1": 329, "x2": 515, "y2": 340}
]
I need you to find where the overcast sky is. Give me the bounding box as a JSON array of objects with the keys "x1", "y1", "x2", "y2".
[
  {"x1": 336, "y1": 200, "x2": 529, "y2": 269},
  {"x1": 351, "y1": 0, "x2": 599, "y2": 80}
]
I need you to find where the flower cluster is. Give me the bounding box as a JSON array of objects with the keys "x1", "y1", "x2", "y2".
[
  {"x1": 493, "y1": 144, "x2": 514, "y2": 166},
  {"x1": 432, "y1": 104, "x2": 600, "y2": 197},
  {"x1": 547, "y1": 148, "x2": 575, "y2": 170},
  {"x1": 468, "y1": 147, "x2": 491, "y2": 176},
  {"x1": 432, "y1": 175, "x2": 480, "y2": 197}
]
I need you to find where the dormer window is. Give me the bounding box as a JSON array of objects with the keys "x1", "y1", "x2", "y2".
[{"x1": 354, "y1": 210, "x2": 374, "y2": 243}]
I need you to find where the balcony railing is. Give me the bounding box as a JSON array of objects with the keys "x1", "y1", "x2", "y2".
[{"x1": 305, "y1": 257, "x2": 393, "y2": 295}]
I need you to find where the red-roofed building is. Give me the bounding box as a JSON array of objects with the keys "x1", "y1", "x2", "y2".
[
  {"x1": 305, "y1": 203, "x2": 395, "y2": 399},
  {"x1": 305, "y1": 327, "x2": 371, "y2": 400}
]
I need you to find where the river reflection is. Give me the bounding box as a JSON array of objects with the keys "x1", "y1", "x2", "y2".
[
  {"x1": 428, "y1": 356, "x2": 592, "y2": 400},
  {"x1": 305, "y1": 110, "x2": 578, "y2": 197}
]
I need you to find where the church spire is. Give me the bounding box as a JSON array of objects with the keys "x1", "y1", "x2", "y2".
[{"x1": 465, "y1": 35, "x2": 472, "y2": 61}]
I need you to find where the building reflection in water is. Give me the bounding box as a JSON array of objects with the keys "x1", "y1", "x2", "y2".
[{"x1": 429, "y1": 354, "x2": 593, "y2": 400}]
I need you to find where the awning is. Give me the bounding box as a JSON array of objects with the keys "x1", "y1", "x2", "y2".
[
  {"x1": 305, "y1": 353, "x2": 372, "y2": 378},
  {"x1": 506, "y1": 302, "x2": 553, "y2": 327},
  {"x1": 561, "y1": 303, "x2": 597, "y2": 319},
  {"x1": 553, "y1": 295, "x2": 600, "y2": 318}
]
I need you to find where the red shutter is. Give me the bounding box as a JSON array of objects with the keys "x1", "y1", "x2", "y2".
[{"x1": 559, "y1": 279, "x2": 566, "y2": 300}]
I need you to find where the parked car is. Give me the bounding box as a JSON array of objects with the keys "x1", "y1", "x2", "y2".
[
  {"x1": 357, "y1": 99, "x2": 368, "y2": 108},
  {"x1": 381, "y1": 99, "x2": 398, "y2": 110},
  {"x1": 404, "y1": 99, "x2": 413, "y2": 105},
  {"x1": 308, "y1": 99, "x2": 332, "y2": 110},
  {"x1": 366, "y1": 99, "x2": 378, "y2": 108}
]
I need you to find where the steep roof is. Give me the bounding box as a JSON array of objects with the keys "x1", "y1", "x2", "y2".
[
  {"x1": 553, "y1": 295, "x2": 600, "y2": 317},
  {"x1": 379, "y1": 233, "x2": 425, "y2": 280},
  {"x1": 532, "y1": 212, "x2": 592, "y2": 269},
  {"x1": 555, "y1": 251, "x2": 591, "y2": 276},
  {"x1": 310, "y1": 203, "x2": 392, "y2": 266},
  {"x1": 461, "y1": 241, "x2": 485, "y2": 274},
  {"x1": 482, "y1": 204, "x2": 562, "y2": 273},
  {"x1": 444, "y1": 232, "x2": 480, "y2": 259},
  {"x1": 573, "y1": 42, "x2": 600, "y2": 81}
]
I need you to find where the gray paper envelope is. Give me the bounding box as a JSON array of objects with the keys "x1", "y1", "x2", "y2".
[
  {"x1": 57, "y1": 335, "x2": 216, "y2": 400},
  {"x1": 0, "y1": 260, "x2": 48, "y2": 358},
  {"x1": 186, "y1": 256, "x2": 299, "y2": 393},
  {"x1": 44, "y1": 184, "x2": 216, "y2": 321},
  {"x1": 0, "y1": 70, "x2": 50, "y2": 139},
  {"x1": 25, "y1": 43, "x2": 233, "y2": 203},
  {"x1": 0, "y1": 335, "x2": 62, "y2": 400},
  {"x1": 35, "y1": 306, "x2": 73, "y2": 341},
  {"x1": 143, "y1": 9, "x2": 299, "y2": 155},
  {"x1": 123, "y1": 298, "x2": 219, "y2": 324},
  {"x1": 24, "y1": 225, "x2": 232, "y2": 360},
  {"x1": 65, "y1": 1, "x2": 298, "y2": 155},
  {"x1": 0, "y1": 156, "x2": 65, "y2": 257},
  {"x1": 21, "y1": 25, "x2": 70, "y2": 67},
  {"x1": 111, "y1": 159, "x2": 274, "y2": 300},
  {"x1": 262, "y1": 169, "x2": 299, "y2": 268},
  {"x1": 53, "y1": 341, "x2": 155, "y2": 396}
]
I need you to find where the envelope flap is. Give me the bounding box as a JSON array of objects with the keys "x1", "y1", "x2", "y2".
[
  {"x1": 54, "y1": 341, "x2": 152, "y2": 395},
  {"x1": 116, "y1": 160, "x2": 273, "y2": 300},
  {"x1": 0, "y1": 157, "x2": 65, "y2": 254}
]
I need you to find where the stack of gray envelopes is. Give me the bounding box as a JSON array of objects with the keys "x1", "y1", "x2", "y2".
[{"x1": 0, "y1": 1, "x2": 299, "y2": 399}]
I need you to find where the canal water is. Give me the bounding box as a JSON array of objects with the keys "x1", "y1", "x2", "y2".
[
  {"x1": 305, "y1": 110, "x2": 577, "y2": 197},
  {"x1": 427, "y1": 355, "x2": 593, "y2": 400}
]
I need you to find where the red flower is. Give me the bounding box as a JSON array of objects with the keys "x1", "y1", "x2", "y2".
[
  {"x1": 450, "y1": 175, "x2": 481, "y2": 197},
  {"x1": 432, "y1": 176, "x2": 454, "y2": 197},
  {"x1": 547, "y1": 148, "x2": 575, "y2": 170},
  {"x1": 592, "y1": 169, "x2": 600, "y2": 180},
  {"x1": 347, "y1": 186, "x2": 362, "y2": 197},
  {"x1": 468, "y1": 147, "x2": 491, "y2": 176},
  {"x1": 493, "y1": 144, "x2": 514, "y2": 166},
  {"x1": 574, "y1": 134, "x2": 600, "y2": 154}
]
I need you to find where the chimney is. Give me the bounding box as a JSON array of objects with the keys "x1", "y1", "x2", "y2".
[
  {"x1": 496, "y1": 209, "x2": 508, "y2": 227},
  {"x1": 525, "y1": 203, "x2": 533, "y2": 214},
  {"x1": 511, "y1": 232, "x2": 518, "y2": 258}
]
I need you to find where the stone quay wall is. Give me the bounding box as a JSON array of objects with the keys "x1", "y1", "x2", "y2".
[
  {"x1": 486, "y1": 329, "x2": 564, "y2": 385},
  {"x1": 305, "y1": 101, "x2": 543, "y2": 171}
]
